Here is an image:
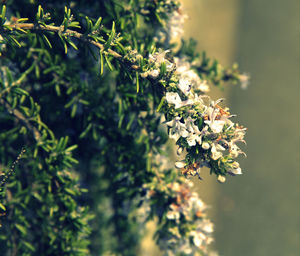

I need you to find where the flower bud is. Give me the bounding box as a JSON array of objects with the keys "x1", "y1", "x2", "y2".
[
  {"x1": 232, "y1": 161, "x2": 240, "y2": 169},
  {"x1": 177, "y1": 147, "x2": 184, "y2": 155},
  {"x1": 175, "y1": 161, "x2": 185, "y2": 169},
  {"x1": 202, "y1": 142, "x2": 210, "y2": 150},
  {"x1": 217, "y1": 175, "x2": 226, "y2": 183},
  {"x1": 140, "y1": 71, "x2": 148, "y2": 78},
  {"x1": 148, "y1": 69, "x2": 160, "y2": 78}
]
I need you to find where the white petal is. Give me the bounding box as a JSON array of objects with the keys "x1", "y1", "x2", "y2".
[
  {"x1": 175, "y1": 161, "x2": 185, "y2": 169},
  {"x1": 166, "y1": 92, "x2": 182, "y2": 106},
  {"x1": 178, "y1": 78, "x2": 192, "y2": 95},
  {"x1": 165, "y1": 120, "x2": 175, "y2": 127},
  {"x1": 186, "y1": 135, "x2": 197, "y2": 146},
  {"x1": 177, "y1": 147, "x2": 184, "y2": 155},
  {"x1": 166, "y1": 211, "x2": 180, "y2": 220},
  {"x1": 180, "y1": 128, "x2": 189, "y2": 138},
  {"x1": 211, "y1": 151, "x2": 222, "y2": 160},
  {"x1": 230, "y1": 167, "x2": 242, "y2": 175}
]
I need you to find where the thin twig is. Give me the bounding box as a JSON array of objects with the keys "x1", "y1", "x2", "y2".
[
  {"x1": 0, "y1": 147, "x2": 26, "y2": 187},
  {"x1": 6, "y1": 23, "x2": 139, "y2": 70}
]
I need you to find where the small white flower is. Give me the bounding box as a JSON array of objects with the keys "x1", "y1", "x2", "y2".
[
  {"x1": 149, "y1": 49, "x2": 174, "y2": 71},
  {"x1": 229, "y1": 143, "x2": 246, "y2": 158},
  {"x1": 178, "y1": 78, "x2": 192, "y2": 96},
  {"x1": 204, "y1": 106, "x2": 228, "y2": 133},
  {"x1": 183, "y1": 117, "x2": 204, "y2": 146},
  {"x1": 193, "y1": 125, "x2": 208, "y2": 147},
  {"x1": 186, "y1": 134, "x2": 200, "y2": 146},
  {"x1": 229, "y1": 167, "x2": 242, "y2": 175},
  {"x1": 190, "y1": 193, "x2": 205, "y2": 211},
  {"x1": 165, "y1": 61, "x2": 174, "y2": 72},
  {"x1": 166, "y1": 203, "x2": 181, "y2": 220},
  {"x1": 166, "y1": 117, "x2": 189, "y2": 141},
  {"x1": 149, "y1": 49, "x2": 169, "y2": 64},
  {"x1": 191, "y1": 230, "x2": 206, "y2": 248},
  {"x1": 190, "y1": 219, "x2": 214, "y2": 248},
  {"x1": 166, "y1": 92, "x2": 183, "y2": 109},
  {"x1": 184, "y1": 117, "x2": 200, "y2": 134},
  {"x1": 211, "y1": 143, "x2": 225, "y2": 160},
  {"x1": 179, "y1": 94, "x2": 204, "y2": 109},
  {"x1": 201, "y1": 220, "x2": 214, "y2": 233},
  {"x1": 175, "y1": 57, "x2": 210, "y2": 94}
]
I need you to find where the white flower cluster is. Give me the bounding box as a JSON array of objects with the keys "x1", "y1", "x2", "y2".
[
  {"x1": 153, "y1": 1, "x2": 187, "y2": 44},
  {"x1": 159, "y1": 181, "x2": 214, "y2": 255},
  {"x1": 167, "y1": 93, "x2": 246, "y2": 180},
  {"x1": 146, "y1": 48, "x2": 246, "y2": 180},
  {"x1": 167, "y1": 7, "x2": 188, "y2": 42},
  {"x1": 141, "y1": 1, "x2": 247, "y2": 180},
  {"x1": 141, "y1": 153, "x2": 214, "y2": 255},
  {"x1": 175, "y1": 57, "x2": 210, "y2": 94},
  {"x1": 136, "y1": 0, "x2": 247, "y2": 253}
]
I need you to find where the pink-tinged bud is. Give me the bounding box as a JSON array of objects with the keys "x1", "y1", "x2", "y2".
[
  {"x1": 217, "y1": 175, "x2": 226, "y2": 183},
  {"x1": 175, "y1": 161, "x2": 185, "y2": 169},
  {"x1": 232, "y1": 161, "x2": 240, "y2": 169},
  {"x1": 177, "y1": 147, "x2": 183, "y2": 155}
]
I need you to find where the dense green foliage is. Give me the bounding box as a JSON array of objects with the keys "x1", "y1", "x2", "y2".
[{"x1": 0, "y1": 1, "x2": 246, "y2": 255}]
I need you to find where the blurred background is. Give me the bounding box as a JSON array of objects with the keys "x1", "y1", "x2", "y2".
[{"x1": 182, "y1": 0, "x2": 300, "y2": 255}]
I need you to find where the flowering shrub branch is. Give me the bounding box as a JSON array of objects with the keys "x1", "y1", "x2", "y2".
[
  {"x1": 1, "y1": 5, "x2": 247, "y2": 182},
  {"x1": 0, "y1": 1, "x2": 247, "y2": 255}
]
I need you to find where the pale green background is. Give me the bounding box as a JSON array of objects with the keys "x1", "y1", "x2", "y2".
[{"x1": 184, "y1": 0, "x2": 300, "y2": 255}]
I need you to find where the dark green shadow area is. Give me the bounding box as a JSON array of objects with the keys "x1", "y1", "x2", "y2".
[{"x1": 215, "y1": 0, "x2": 300, "y2": 255}]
